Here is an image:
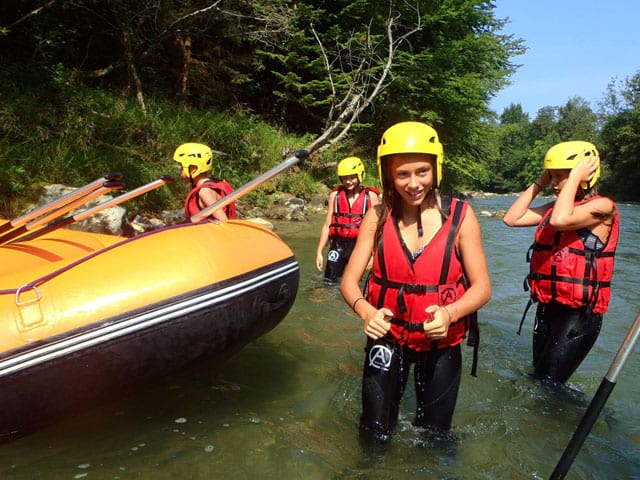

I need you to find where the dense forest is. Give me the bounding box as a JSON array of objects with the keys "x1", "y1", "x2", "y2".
[{"x1": 1, "y1": 0, "x2": 638, "y2": 217}]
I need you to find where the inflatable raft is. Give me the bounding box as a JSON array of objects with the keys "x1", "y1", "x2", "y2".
[{"x1": 0, "y1": 219, "x2": 299, "y2": 441}]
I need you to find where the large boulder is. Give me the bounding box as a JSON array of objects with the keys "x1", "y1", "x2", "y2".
[{"x1": 25, "y1": 184, "x2": 127, "y2": 236}]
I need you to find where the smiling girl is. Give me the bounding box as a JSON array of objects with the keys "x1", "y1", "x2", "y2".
[{"x1": 340, "y1": 121, "x2": 491, "y2": 445}]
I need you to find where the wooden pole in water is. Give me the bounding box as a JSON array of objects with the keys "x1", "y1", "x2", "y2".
[{"x1": 550, "y1": 310, "x2": 640, "y2": 479}]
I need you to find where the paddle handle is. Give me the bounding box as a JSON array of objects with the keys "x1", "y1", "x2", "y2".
[
  {"x1": 72, "y1": 176, "x2": 173, "y2": 222},
  {"x1": 0, "y1": 181, "x2": 124, "y2": 244},
  {"x1": 190, "y1": 149, "x2": 309, "y2": 223},
  {"x1": 10, "y1": 176, "x2": 173, "y2": 243},
  {"x1": 550, "y1": 310, "x2": 640, "y2": 479},
  {"x1": 0, "y1": 172, "x2": 122, "y2": 234}
]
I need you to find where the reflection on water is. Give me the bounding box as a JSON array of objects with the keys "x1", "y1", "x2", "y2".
[{"x1": 0, "y1": 196, "x2": 638, "y2": 479}]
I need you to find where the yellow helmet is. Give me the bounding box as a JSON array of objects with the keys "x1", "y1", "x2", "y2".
[
  {"x1": 543, "y1": 140, "x2": 600, "y2": 189},
  {"x1": 337, "y1": 156, "x2": 365, "y2": 183},
  {"x1": 173, "y1": 142, "x2": 213, "y2": 177},
  {"x1": 377, "y1": 121, "x2": 444, "y2": 187}
]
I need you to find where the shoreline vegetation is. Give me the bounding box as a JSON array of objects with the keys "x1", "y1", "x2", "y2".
[{"x1": 2, "y1": 72, "x2": 637, "y2": 224}]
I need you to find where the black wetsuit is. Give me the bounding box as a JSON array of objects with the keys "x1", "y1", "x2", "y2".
[
  {"x1": 323, "y1": 237, "x2": 356, "y2": 283},
  {"x1": 531, "y1": 228, "x2": 605, "y2": 384},
  {"x1": 359, "y1": 336, "x2": 462, "y2": 444}
]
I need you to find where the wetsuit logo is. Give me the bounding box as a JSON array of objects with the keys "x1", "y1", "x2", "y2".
[
  {"x1": 368, "y1": 344, "x2": 393, "y2": 371},
  {"x1": 328, "y1": 249, "x2": 340, "y2": 262}
]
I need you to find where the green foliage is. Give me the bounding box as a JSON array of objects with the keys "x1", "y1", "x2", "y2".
[
  {"x1": 275, "y1": 171, "x2": 321, "y2": 199},
  {"x1": 598, "y1": 72, "x2": 640, "y2": 200},
  {"x1": 489, "y1": 95, "x2": 623, "y2": 195},
  {"x1": 557, "y1": 98, "x2": 597, "y2": 141},
  {"x1": 500, "y1": 103, "x2": 529, "y2": 124},
  {"x1": 0, "y1": 64, "x2": 308, "y2": 216},
  {"x1": 5, "y1": 0, "x2": 634, "y2": 203}
]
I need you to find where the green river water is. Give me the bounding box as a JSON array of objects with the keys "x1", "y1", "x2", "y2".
[{"x1": 0, "y1": 195, "x2": 638, "y2": 479}]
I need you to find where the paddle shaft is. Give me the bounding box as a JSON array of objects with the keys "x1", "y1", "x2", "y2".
[
  {"x1": 12, "y1": 176, "x2": 173, "y2": 243},
  {"x1": 0, "y1": 172, "x2": 122, "y2": 235},
  {"x1": 550, "y1": 310, "x2": 640, "y2": 479},
  {"x1": 0, "y1": 181, "x2": 123, "y2": 244},
  {"x1": 190, "y1": 149, "x2": 309, "y2": 223}
]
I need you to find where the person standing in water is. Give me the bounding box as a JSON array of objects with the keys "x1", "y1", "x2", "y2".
[
  {"x1": 503, "y1": 141, "x2": 619, "y2": 385},
  {"x1": 173, "y1": 142, "x2": 237, "y2": 221},
  {"x1": 340, "y1": 121, "x2": 491, "y2": 444},
  {"x1": 316, "y1": 157, "x2": 380, "y2": 283}
]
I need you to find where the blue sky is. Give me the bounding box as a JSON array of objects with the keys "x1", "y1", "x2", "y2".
[{"x1": 489, "y1": 0, "x2": 640, "y2": 116}]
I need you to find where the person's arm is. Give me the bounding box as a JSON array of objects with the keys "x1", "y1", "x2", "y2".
[
  {"x1": 423, "y1": 205, "x2": 492, "y2": 340},
  {"x1": 316, "y1": 191, "x2": 337, "y2": 271},
  {"x1": 550, "y1": 155, "x2": 613, "y2": 230},
  {"x1": 199, "y1": 187, "x2": 228, "y2": 221},
  {"x1": 340, "y1": 207, "x2": 393, "y2": 339},
  {"x1": 503, "y1": 171, "x2": 553, "y2": 227}
]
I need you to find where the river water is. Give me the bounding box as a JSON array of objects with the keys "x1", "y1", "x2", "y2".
[{"x1": 1, "y1": 196, "x2": 638, "y2": 479}]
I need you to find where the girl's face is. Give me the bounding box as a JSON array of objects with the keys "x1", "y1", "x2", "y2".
[
  {"x1": 389, "y1": 154, "x2": 435, "y2": 207},
  {"x1": 339, "y1": 174, "x2": 360, "y2": 191},
  {"x1": 549, "y1": 169, "x2": 570, "y2": 195},
  {"x1": 177, "y1": 163, "x2": 198, "y2": 182}
]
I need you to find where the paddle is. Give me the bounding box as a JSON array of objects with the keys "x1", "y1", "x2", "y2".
[
  {"x1": 189, "y1": 149, "x2": 310, "y2": 223},
  {"x1": 13, "y1": 176, "x2": 174, "y2": 243},
  {"x1": 550, "y1": 310, "x2": 640, "y2": 479},
  {"x1": 0, "y1": 180, "x2": 124, "y2": 244},
  {"x1": 0, "y1": 172, "x2": 123, "y2": 235}
]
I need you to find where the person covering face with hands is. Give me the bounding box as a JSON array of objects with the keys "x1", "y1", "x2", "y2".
[{"x1": 503, "y1": 141, "x2": 619, "y2": 385}]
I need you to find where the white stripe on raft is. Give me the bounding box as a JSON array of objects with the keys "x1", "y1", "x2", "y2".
[{"x1": 0, "y1": 259, "x2": 298, "y2": 377}]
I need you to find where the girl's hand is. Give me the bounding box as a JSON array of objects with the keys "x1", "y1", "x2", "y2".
[
  {"x1": 422, "y1": 305, "x2": 452, "y2": 340},
  {"x1": 537, "y1": 170, "x2": 551, "y2": 187},
  {"x1": 363, "y1": 307, "x2": 393, "y2": 339},
  {"x1": 572, "y1": 153, "x2": 599, "y2": 184},
  {"x1": 316, "y1": 252, "x2": 324, "y2": 271}
]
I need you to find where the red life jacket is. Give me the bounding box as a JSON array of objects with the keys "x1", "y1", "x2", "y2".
[
  {"x1": 328, "y1": 186, "x2": 380, "y2": 239},
  {"x1": 367, "y1": 198, "x2": 474, "y2": 352},
  {"x1": 185, "y1": 179, "x2": 237, "y2": 219},
  {"x1": 527, "y1": 196, "x2": 618, "y2": 314}
]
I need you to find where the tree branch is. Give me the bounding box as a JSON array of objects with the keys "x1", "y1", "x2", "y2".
[
  {"x1": 2, "y1": 0, "x2": 58, "y2": 30},
  {"x1": 305, "y1": 7, "x2": 422, "y2": 156}
]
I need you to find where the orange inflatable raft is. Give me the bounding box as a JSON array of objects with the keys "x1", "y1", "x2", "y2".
[{"x1": 0, "y1": 219, "x2": 299, "y2": 441}]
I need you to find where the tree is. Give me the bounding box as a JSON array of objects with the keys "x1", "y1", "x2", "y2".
[
  {"x1": 1, "y1": 0, "x2": 526, "y2": 193},
  {"x1": 556, "y1": 97, "x2": 597, "y2": 142},
  {"x1": 500, "y1": 103, "x2": 529, "y2": 125},
  {"x1": 598, "y1": 72, "x2": 640, "y2": 200}
]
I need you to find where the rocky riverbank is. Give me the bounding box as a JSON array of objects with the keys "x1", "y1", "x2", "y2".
[
  {"x1": 17, "y1": 184, "x2": 517, "y2": 237},
  {"x1": 18, "y1": 183, "x2": 329, "y2": 237}
]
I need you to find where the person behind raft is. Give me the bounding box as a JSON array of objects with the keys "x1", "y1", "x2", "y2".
[
  {"x1": 174, "y1": 142, "x2": 237, "y2": 221},
  {"x1": 316, "y1": 156, "x2": 380, "y2": 283},
  {"x1": 340, "y1": 121, "x2": 491, "y2": 444},
  {"x1": 503, "y1": 141, "x2": 619, "y2": 385}
]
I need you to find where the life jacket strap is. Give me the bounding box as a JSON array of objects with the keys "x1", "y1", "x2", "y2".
[{"x1": 518, "y1": 298, "x2": 534, "y2": 335}]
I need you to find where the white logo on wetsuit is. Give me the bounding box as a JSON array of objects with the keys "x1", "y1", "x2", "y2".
[
  {"x1": 368, "y1": 344, "x2": 393, "y2": 371},
  {"x1": 328, "y1": 249, "x2": 340, "y2": 262}
]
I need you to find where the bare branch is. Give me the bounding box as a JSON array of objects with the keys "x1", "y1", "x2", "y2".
[
  {"x1": 2, "y1": 0, "x2": 58, "y2": 30},
  {"x1": 311, "y1": 24, "x2": 338, "y2": 127},
  {"x1": 163, "y1": 0, "x2": 224, "y2": 34},
  {"x1": 304, "y1": 7, "x2": 422, "y2": 156},
  {"x1": 70, "y1": 63, "x2": 122, "y2": 81}
]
